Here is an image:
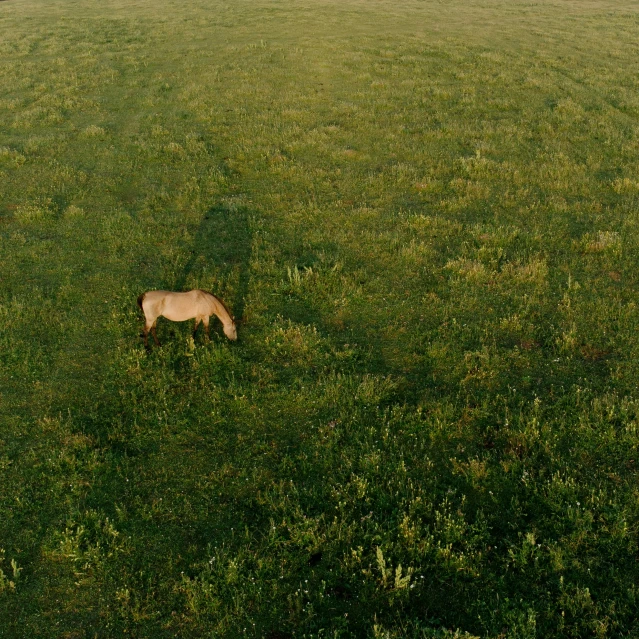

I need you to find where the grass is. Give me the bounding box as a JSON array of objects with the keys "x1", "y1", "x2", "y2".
[{"x1": 1, "y1": 0, "x2": 639, "y2": 636}]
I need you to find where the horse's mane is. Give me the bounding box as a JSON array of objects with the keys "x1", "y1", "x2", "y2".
[{"x1": 200, "y1": 290, "x2": 233, "y2": 320}]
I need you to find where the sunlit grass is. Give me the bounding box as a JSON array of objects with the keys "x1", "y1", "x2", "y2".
[{"x1": 1, "y1": 0, "x2": 639, "y2": 636}]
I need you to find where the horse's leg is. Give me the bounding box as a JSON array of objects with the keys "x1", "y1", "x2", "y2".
[
  {"x1": 203, "y1": 316, "x2": 210, "y2": 341},
  {"x1": 151, "y1": 322, "x2": 160, "y2": 346},
  {"x1": 193, "y1": 317, "x2": 201, "y2": 340},
  {"x1": 143, "y1": 317, "x2": 154, "y2": 349}
]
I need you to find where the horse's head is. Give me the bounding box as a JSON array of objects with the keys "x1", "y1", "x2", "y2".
[{"x1": 224, "y1": 319, "x2": 238, "y2": 341}]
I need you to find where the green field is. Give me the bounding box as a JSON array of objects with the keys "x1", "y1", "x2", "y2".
[{"x1": 1, "y1": 0, "x2": 639, "y2": 636}]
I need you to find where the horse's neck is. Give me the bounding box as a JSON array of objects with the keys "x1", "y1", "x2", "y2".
[{"x1": 209, "y1": 295, "x2": 232, "y2": 325}]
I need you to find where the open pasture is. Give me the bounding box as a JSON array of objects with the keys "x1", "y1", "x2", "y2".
[{"x1": 1, "y1": 0, "x2": 639, "y2": 636}]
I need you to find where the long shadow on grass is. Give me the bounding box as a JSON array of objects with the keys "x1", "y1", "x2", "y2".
[{"x1": 174, "y1": 201, "x2": 252, "y2": 322}]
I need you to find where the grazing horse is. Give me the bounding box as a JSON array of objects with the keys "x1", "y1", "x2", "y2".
[{"x1": 137, "y1": 289, "x2": 237, "y2": 348}]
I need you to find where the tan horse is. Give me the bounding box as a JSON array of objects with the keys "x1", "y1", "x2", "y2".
[{"x1": 137, "y1": 289, "x2": 237, "y2": 348}]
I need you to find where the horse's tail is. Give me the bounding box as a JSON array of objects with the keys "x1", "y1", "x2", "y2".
[{"x1": 137, "y1": 293, "x2": 145, "y2": 311}]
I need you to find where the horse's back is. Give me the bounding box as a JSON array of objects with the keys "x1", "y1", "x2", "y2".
[
  {"x1": 161, "y1": 290, "x2": 208, "y2": 322},
  {"x1": 142, "y1": 290, "x2": 171, "y2": 304}
]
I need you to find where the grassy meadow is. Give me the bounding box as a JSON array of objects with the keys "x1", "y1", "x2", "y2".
[{"x1": 2, "y1": 0, "x2": 639, "y2": 636}]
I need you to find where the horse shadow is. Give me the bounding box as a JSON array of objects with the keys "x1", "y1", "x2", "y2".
[{"x1": 174, "y1": 201, "x2": 252, "y2": 323}]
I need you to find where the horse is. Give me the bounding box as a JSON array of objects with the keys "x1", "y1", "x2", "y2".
[{"x1": 137, "y1": 289, "x2": 237, "y2": 348}]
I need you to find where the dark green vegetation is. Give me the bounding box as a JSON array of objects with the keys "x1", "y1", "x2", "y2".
[{"x1": 2, "y1": 0, "x2": 639, "y2": 636}]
